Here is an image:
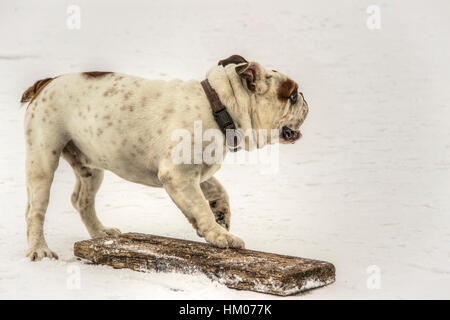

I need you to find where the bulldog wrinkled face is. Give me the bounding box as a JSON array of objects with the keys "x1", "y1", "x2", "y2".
[
  {"x1": 235, "y1": 62, "x2": 309, "y2": 146},
  {"x1": 273, "y1": 71, "x2": 309, "y2": 144}
]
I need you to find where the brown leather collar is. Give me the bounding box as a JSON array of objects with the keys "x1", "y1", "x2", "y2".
[{"x1": 201, "y1": 79, "x2": 241, "y2": 151}]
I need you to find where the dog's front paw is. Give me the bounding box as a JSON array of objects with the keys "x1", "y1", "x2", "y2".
[
  {"x1": 89, "y1": 226, "x2": 121, "y2": 239},
  {"x1": 26, "y1": 247, "x2": 58, "y2": 261},
  {"x1": 204, "y1": 227, "x2": 245, "y2": 249}
]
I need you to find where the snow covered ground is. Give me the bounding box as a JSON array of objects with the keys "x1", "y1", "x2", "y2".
[{"x1": 0, "y1": 0, "x2": 449, "y2": 299}]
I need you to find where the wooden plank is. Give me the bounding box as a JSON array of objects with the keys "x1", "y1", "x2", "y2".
[{"x1": 74, "y1": 232, "x2": 335, "y2": 296}]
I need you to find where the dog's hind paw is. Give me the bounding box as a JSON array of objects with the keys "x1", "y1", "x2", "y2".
[{"x1": 26, "y1": 247, "x2": 59, "y2": 261}]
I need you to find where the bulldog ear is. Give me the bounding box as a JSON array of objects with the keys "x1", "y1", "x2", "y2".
[
  {"x1": 235, "y1": 63, "x2": 257, "y2": 92},
  {"x1": 218, "y1": 55, "x2": 248, "y2": 67}
]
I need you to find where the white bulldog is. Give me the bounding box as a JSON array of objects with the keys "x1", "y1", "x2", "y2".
[{"x1": 21, "y1": 55, "x2": 308, "y2": 261}]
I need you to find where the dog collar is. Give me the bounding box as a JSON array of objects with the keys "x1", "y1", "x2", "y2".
[{"x1": 201, "y1": 79, "x2": 241, "y2": 152}]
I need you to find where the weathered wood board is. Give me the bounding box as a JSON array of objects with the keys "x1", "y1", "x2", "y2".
[{"x1": 74, "y1": 232, "x2": 335, "y2": 296}]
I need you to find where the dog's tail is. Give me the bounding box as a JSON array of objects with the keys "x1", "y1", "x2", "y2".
[{"x1": 20, "y1": 77, "x2": 54, "y2": 105}]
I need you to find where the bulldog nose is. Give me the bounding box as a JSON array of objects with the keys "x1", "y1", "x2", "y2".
[{"x1": 282, "y1": 126, "x2": 300, "y2": 141}]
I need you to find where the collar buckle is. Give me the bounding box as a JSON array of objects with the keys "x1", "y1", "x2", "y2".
[
  {"x1": 201, "y1": 79, "x2": 241, "y2": 152},
  {"x1": 213, "y1": 109, "x2": 234, "y2": 134}
]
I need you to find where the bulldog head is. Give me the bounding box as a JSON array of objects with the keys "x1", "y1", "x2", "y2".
[{"x1": 218, "y1": 55, "x2": 309, "y2": 148}]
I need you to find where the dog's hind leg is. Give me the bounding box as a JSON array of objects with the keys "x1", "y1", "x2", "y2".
[
  {"x1": 62, "y1": 141, "x2": 120, "y2": 238},
  {"x1": 25, "y1": 132, "x2": 64, "y2": 261}
]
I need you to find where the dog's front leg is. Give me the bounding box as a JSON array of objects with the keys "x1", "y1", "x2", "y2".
[
  {"x1": 159, "y1": 167, "x2": 244, "y2": 249},
  {"x1": 200, "y1": 176, "x2": 231, "y2": 231}
]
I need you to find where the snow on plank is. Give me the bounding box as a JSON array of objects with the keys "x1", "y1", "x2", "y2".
[{"x1": 74, "y1": 232, "x2": 335, "y2": 296}]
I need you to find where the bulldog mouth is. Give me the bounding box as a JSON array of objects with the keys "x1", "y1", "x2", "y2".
[{"x1": 281, "y1": 126, "x2": 301, "y2": 143}]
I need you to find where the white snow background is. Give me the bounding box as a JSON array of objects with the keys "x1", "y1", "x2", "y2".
[{"x1": 0, "y1": 0, "x2": 449, "y2": 299}]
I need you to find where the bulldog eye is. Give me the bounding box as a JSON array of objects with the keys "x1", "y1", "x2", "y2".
[{"x1": 289, "y1": 91, "x2": 298, "y2": 104}]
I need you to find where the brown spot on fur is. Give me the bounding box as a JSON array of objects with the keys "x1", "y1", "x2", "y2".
[
  {"x1": 82, "y1": 71, "x2": 113, "y2": 78},
  {"x1": 52, "y1": 150, "x2": 57, "y2": 155},
  {"x1": 124, "y1": 91, "x2": 132, "y2": 100},
  {"x1": 21, "y1": 77, "x2": 55, "y2": 104},
  {"x1": 277, "y1": 78, "x2": 297, "y2": 101},
  {"x1": 103, "y1": 115, "x2": 111, "y2": 119},
  {"x1": 157, "y1": 129, "x2": 162, "y2": 134},
  {"x1": 141, "y1": 96, "x2": 148, "y2": 107},
  {"x1": 103, "y1": 87, "x2": 118, "y2": 97}
]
